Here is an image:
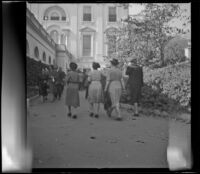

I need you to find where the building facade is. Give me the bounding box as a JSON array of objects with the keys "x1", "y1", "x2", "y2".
[
  {"x1": 26, "y1": 7, "x2": 73, "y2": 73},
  {"x1": 27, "y1": 3, "x2": 129, "y2": 69}
]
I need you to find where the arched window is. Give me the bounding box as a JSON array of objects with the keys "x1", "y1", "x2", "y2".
[
  {"x1": 26, "y1": 40, "x2": 30, "y2": 55},
  {"x1": 43, "y1": 6, "x2": 68, "y2": 22},
  {"x1": 43, "y1": 52, "x2": 46, "y2": 62},
  {"x1": 50, "y1": 30, "x2": 59, "y2": 44},
  {"x1": 50, "y1": 12, "x2": 60, "y2": 20},
  {"x1": 34, "y1": 47, "x2": 39, "y2": 59},
  {"x1": 49, "y1": 56, "x2": 51, "y2": 64}
]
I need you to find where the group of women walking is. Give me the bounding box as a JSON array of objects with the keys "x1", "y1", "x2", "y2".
[{"x1": 64, "y1": 58, "x2": 144, "y2": 121}]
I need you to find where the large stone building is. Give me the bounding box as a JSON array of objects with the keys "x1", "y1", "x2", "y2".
[
  {"x1": 27, "y1": 3, "x2": 129, "y2": 69},
  {"x1": 26, "y1": 7, "x2": 73, "y2": 73}
]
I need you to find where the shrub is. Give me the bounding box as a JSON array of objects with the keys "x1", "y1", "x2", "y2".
[
  {"x1": 26, "y1": 56, "x2": 49, "y2": 87},
  {"x1": 27, "y1": 86, "x2": 39, "y2": 98},
  {"x1": 143, "y1": 61, "x2": 191, "y2": 109},
  {"x1": 164, "y1": 36, "x2": 188, "y2": 66}
]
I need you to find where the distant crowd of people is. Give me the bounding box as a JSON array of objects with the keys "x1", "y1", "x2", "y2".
[
  {"x1": 37, "y1": 58, "x2": 143, "y2": 121},
  {"x1": 38, "y1": 66, "x2": 66, "y2": 103}
]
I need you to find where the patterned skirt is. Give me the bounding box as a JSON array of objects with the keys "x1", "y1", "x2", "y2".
[
  {"x1": 88, "y1": 81, "x2": 104, "y2": 103},
  {"x1": 109, "y1": 81, "x2": 122, "y2": 107},
  {"x1": 65, "y1": 83, "x2": 80, "y2": 107}
]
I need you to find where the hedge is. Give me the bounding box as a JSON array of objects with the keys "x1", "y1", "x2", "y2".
[
  {"x1": 26, "y1": 57, "x2": 49, "y2": 86},
  {"x1": 142, "y1": 61, "x2": 191, "y2": 110},
  {"x1": 26, "y1": 57, "x2": 50, "y2": 97},
  {"x1": 121, "y1": 61, "x2": 191, "y2": 114}
]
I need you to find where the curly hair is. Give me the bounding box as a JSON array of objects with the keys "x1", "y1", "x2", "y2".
[{"x1": 92, "y1": 62, "x2": 100, "y2": 70}]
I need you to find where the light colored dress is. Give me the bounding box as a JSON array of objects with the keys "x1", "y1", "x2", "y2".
[
  {"x1": 88, "y1": 70, "x2": 104, "y2": 103},
  {"x1": 107, "y1": 67, "x2": 123, "y2": 107},
  {"x1": 65, "y1": 71, "x2": 80, "y2": 107}
]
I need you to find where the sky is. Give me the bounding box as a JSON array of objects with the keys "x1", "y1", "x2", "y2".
[{"x1": 128, "y1": 4, "x2": 144, "y2": 15}]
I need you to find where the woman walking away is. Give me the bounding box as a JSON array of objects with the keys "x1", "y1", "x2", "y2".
[
  {"x1": 88, "y1": 62, "x2": 104, "y2": 118},
  {"x1": 104, "y1": 59, "x2": 125, "y2": 121},
  {"x1": 65, "y1": 62, "x2": 80, "y2": 119},
  {"x1": 125, "y1": 58, "x2": 143, "y2": 117}
]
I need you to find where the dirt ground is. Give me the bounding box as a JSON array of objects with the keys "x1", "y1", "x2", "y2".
[{"x1": 28, "y1": 89, "x2": 170, "y2": 168}]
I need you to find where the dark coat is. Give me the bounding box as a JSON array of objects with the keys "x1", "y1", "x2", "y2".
[
  {"x1": 126, "y1": 65, "x2": 143, "y2": 103},
  {"x1": 101, "y1": 74, "x2": 112, "y2": 110},
  {"x1": 39, "y1": 81, "x2": 49, "y2": 96}
]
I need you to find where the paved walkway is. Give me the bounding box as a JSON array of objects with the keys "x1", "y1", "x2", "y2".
[{"x1": 28, "y1": 89, "x2": 169, "y2": 168}]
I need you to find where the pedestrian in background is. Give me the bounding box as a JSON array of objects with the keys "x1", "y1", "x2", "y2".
[
  {"x1": 125, "y1": 58, "x2": 144, "y2": 117},
  {"x1": 47, "y1": 66, "x2": 55, "y2": 102},
  {"x1": 104, "y1": 59, "x2": 126, "y2": 121},
  {"x1": 101, "y1": 68, "x2": 112, "y2": 114},
  {"x1": 84, "y1": 69, "x2": 91, "y2": 99},
  {"x1": 78, "y1": 70, "x2": 84, "y2": 90},
  {"x1": 82, "y1": 69, "x2": 88, "y2": 90},
  {"x1": 38, "y1": 68, "x2": 49, "y2": 102},
  {"x1": 87, "y1": 62, "x2": 104, "y2": 118},
  {"x1": 51, "y1": 66, "x2": 59, "y2": 102},
  {"x1": 55, "y1": 67, "x2": 66, "y2": 100},
  {"x1": 65, "y1": 62, "x2": 80, "y2": 119}
]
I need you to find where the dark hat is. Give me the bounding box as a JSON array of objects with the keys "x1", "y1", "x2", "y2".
[
  {"x1": 110, "y1": 58, "x2": 119, "y2": 66},
  {"x1": 69, "y1": 62, "x2": 78, "y2": 71}
]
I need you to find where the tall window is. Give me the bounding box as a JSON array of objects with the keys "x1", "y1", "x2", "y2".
[
  {"x1": 108, "y1": 7, "x2": 117, "y2": 22},
  {"x1": 49, "y1": 56, "x2": 51, "y2": 64},
  {"x1": 50, "y1": 30, "x2": 59, "y2": 43},
  {"x1": 50, "y1": 12, "x2": 60, "y2": 20},
  {"x1": 65, "y1": 36, "x2": 68, "y2": 47},
  {"x1": 83, "y1": 6, "x2": 92, "y2": 22},
  {"x1": 34, "y1": 47, "x2": 39, "y2": 59},
  {"x1": 82, "y1": 35, "x2": 91, "y2": 56},
  {"x1": 43, "y1": 52, "x2": 46, "y2": 62},
  {"x1": 61, "y1": 16, "x2": 66, "y2": 21},
  {"x1": 60, "y1": 34, "x2": 66, "y2": 45}
]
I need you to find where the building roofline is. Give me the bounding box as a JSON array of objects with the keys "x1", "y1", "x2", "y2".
[{"x1": 26, "y1": 7, "x2": 56, "y2": 49}]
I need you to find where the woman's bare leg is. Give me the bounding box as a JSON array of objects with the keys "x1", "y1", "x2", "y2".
[
  {"x1": 116, "y1": 103, "x2": 121, "y2": 118},
  {"x1": 89, "y1": 103, "x2": 94, "y2": 115}
]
